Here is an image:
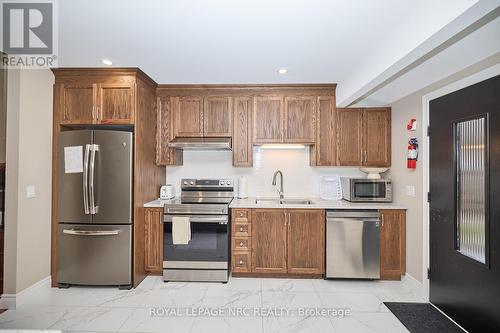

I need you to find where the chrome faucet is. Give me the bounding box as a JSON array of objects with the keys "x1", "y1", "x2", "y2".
[{"x1": 272, "y1": 170, "x2": 284, "y2": 200}]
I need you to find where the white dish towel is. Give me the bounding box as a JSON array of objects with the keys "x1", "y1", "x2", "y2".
[{"x1": 172, "y1": 216, "x2": 191, "y2": 245}]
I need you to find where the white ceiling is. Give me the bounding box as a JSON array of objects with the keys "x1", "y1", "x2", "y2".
[
  {"x1": 58, "y1": 0, "x2": 479, "y2": 103},
  {"x1": 358, "y1": 14, "x2": 500, "y2": 105}
]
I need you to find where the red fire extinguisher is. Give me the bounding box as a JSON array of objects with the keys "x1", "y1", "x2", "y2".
[{"x1": 407, "y1": 138, "x2": 418, "y2": 169}]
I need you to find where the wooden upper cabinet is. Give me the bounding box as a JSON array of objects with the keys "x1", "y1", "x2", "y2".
[
  {"x1": 232, "y1": 97, "x2": 253, "y2": 167},
  {"x1": 251, "y1": 209, "x2": 287, "y2": 274},
  {"x1": 204, "y1": 96, "x2": 232, "y2": 137},
  {"x1": 312, "y1": 96, "x2": 336, "y2": 166},
  {"x1": 59, "y1": 83, "x2": 95, "y2": 125},
  {"x1": 380, "y1": 209, "x2": 406, "y2": 280},
  {"x1": 287, "y1": 209, "x2": 324, "y2": 275},
  {"x1": 96, "y1": 83, "x2": 135, "y2": 124},
  {"x1": 253, "y1": 96, "x2": 283, "y2": 143},
  {"x1": 337, "y1": 108, "x2": 363, "y2": 166},
  {"x1": 284, "y1": 96, "x2": 316, "y2": 143},
  {"x1": 156, "y1": 97, "x2": 182, "y2": 166},
  {"x1": 144, "y1": 208, "x2": 164, "y2": 274},
  {"x1": 363, "y1": 108, "x2": 391, "y2": 167},
  {"x1": 336, "y1": 107, "x2": 391, "y2": 167},
  {"x1": 172, "y1": 96, "x2": 204, "y2": 137}
]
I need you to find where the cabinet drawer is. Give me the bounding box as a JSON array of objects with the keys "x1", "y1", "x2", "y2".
[
  {"x1": 232, "y1": 237, "x2": 251, "y2": 251},
  {"x1": 233, "y1": 222, "x2": 251, "y2": 237},
  {"x1": 233, "y1": 209, "x2": 250, "y2": 220},
  {"x1": 232, "y1": 252, "x2": 251, "y2": 273}
]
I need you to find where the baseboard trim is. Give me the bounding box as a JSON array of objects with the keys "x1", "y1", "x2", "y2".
[
  {"x1": 401, "y1": 273, "x2": 424, "y2": 298},
  {"x1": 0, "y1": 276, "x2": 52, "y2": 309}
]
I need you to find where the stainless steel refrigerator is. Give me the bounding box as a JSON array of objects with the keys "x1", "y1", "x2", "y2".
[{"x1": 57, "y1": 130, "x2": 133, "y2": 288}]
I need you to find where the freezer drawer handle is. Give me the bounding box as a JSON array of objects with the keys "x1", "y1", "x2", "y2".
[{"x1": 63, "y1": 229, "x2": 121, "y2": 236}]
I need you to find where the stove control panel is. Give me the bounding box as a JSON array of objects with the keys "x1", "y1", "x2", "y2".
[{"x1": 181, "y1": 178, "x2": 233, "y2": 189}]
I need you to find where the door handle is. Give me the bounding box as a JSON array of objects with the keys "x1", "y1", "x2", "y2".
[
  {"x1": 63, "y1": 229, "x2": 121, "y2": 236},
  {"x1": 83, "y1": 144, "x2": 91, "y2": 214},
  {"x1": 89, "y1": 144, "x2": 99, "y2": 214}
]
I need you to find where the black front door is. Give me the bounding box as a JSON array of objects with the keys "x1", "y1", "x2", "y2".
[{"x1": 429, "y1": 75, "x2": 500, "y2": 332}]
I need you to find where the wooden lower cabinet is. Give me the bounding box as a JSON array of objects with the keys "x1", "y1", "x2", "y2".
[
  {"x1": 380, "y1": 209, "x2": 406, "y2": 280},
  {"x1": 231, "y1": 208, "x2": 324, "y2": 277},
  {"x1": 144, "y1": 208, "x2": 164, "y2": 274},
  {"x1": 251, "y1": 209, "x2": 288, "y2": 274},
  {"x1": 287, "y1": 210, "x2": 324, "y2": 274}
]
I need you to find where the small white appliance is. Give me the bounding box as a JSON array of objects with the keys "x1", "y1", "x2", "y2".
[
  {"x1": 319, "y1": 175, "x2": 342, "y2": 201},
  {"x1": 160, "y1": 184, "x2": 175, "y2": 200}
]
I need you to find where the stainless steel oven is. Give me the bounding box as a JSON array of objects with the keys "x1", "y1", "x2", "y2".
[
  {"x1": 340, "y1": 178, "x2": 392, "y2": 202},
  {"x1": 163, "y1": 179, "x2": 233, "y2": 282}
]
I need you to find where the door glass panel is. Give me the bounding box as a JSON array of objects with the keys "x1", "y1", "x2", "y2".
[{"x1": 455, "y1": 117, "x2": 487, "y2": 264}]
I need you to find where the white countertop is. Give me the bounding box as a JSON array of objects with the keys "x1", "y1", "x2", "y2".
[
  {"x1": 144, "y1": 199, "x2": 175, "y2": 208},
  {"x1": 229, "y1": 197, "x2": 406, "y2": 210},
  {"x1": 144, "y1": 197, "x2": 406, "y2": 210}
]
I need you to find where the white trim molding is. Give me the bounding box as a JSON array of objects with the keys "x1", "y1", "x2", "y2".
[
  {"x1": 0, "y1": 276, "x2": 52, "y2": 309},
  {"x1": 421, "y1": 63, "x2": 500, "y2": 300}
]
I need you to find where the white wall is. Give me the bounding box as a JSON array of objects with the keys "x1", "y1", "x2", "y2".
[
  {"x1": 4, "y1": 69, "x2": 53, "y2": 296},
  {"x1": 388, "y1": 94, "x2": 424, "y2": 282},
  {"x1": 166, "y1": 147, "x2": 365, "y2": 197}
]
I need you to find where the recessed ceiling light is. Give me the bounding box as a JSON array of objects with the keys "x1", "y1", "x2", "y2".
[
  {"x1": 101, "y1": 59, "x2": 113, "y2": 66},
  {"x1": 278, "y1": 68, "x2": 288, "y2": 75}
]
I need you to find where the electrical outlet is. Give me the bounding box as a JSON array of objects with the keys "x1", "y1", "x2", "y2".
[
  {"x1": 405, "y1": 185, "x2": 416, "y2": 197},
  {"x1": 26, "y1": 185, "x2": 36, "y2": 198}
]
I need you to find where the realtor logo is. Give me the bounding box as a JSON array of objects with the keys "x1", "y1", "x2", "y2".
[{"x1": 1, "y1": 0, "x2": 57, "y2": 68}]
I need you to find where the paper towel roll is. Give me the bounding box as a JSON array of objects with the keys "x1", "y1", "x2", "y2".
[{"x1": 238, "y1": 177, "x2": 248, "y2": 199}]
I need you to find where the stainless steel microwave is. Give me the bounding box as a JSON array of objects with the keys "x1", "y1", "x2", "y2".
[{"x1": 340, "y1": 178, "x2": 392, "y2": 202}]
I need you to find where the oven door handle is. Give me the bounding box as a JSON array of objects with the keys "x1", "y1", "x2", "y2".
[{"x1": 163, "y1": 215, "x2": 228, "y2": 224}]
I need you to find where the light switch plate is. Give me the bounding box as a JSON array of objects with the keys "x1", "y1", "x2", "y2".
[
  {"x1": 26, "y1": 185, "x2": 36, "y2": 198},
  {"x1": 405, "y1": 185, "x2": 416, "y2": 197}
]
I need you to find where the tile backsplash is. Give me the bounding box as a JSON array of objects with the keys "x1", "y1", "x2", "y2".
[{"x1": 165, "y1": 147, "x2": 364, "y2": 197}]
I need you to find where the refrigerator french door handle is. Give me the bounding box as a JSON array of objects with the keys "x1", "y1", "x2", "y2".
[
  {"x1": 83, "y1": 144, "x2": 91, "y2": 214},
  {"x1": 89, "y1": 144, "x2": 100, "y2": 214}
]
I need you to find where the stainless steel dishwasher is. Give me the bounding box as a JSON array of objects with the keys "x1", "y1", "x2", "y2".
[{"x1": 326, "y1": 210, "x2": 380, "y2": 279}]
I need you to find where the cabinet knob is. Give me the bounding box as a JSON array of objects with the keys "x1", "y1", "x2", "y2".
[
  {"x1": 239, "y1": 242, "x2": 244, "y2": 247},
  {"x1": 239, "y1": 260, "x2": 243, "y2": 265},
  {"x1": 239, "y1": 227, "x2": 244, "y2": 232},
  {"x1": 239, "y1": 212, "x2": 243, "y2": 217}
]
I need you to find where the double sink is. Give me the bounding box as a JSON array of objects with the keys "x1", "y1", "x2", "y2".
[{"x1": 255, "y1": 198, "x2": 315, "y2": 205}]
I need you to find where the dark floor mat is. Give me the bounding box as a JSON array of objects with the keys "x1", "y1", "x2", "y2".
[{"x1": 384, "y1": 302, "x2": 464, "y2": 333}]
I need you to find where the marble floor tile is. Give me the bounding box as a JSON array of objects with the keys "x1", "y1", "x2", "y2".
[
  {"x1": 261, "y1": 278, "x2": 316, "y2": 293},
  {"x1": 20, "y1": 286, "x2": 95, "y2": 307},
  {"x1": 118, "y1": 307, "x2": 196, "y2": 333},
  {"x1": 263, "y1": 316, "x2": 335, "y2": 333},
  {"x1": 202, "y1": 289, "x2": 262, "y2": 308},
  {"x1": 262, "y1": 291, "x2": 323, "y2": 308},
  {"x1": 0, "y1": 305, "x2": 70, "y2": 330},
  {"x1": 206, "y1": 277, "x2": 262, "y2": 292},
  {"x1": 330, "y1": 311, "x2": 410, "y2": 333},
  {"x1": 48, "y1": 306, "x2": 135, "y2": 332},
  {"x1": 191, "y1": 316, "x2": 263, "y2": 333},
  {"x1": 142, "y1": 288, "x2": 207, "y2": 308},
  {"x1": 0, "y1": 277, "x2": 420, "y2": 333},
  {"x1": 318, "y1": 292, "x2": 389, "y2": 313}
]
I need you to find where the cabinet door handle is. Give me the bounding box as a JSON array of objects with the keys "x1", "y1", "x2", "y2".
[
  {"x1": 92, "y1": 106, "x2": 96, "y2": 120},
  {"x1": 239, "y1": 227, "x2": 244, "y2": 232},
  {"x1": 239, "y1": 212, "x2": 244, "y2": 217},
  {"x1": 239, "y1": 242, "x2": 244, "y2": 247},
  {"x1": 239, "y1": 260, "x2": 243, "y2": 265},
  {"x1": 381, "y1": 215, "x2": 384, "y2": 227},
  {"x1": 364, "y1": 150, "x2": 368, "y2": 163}
]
